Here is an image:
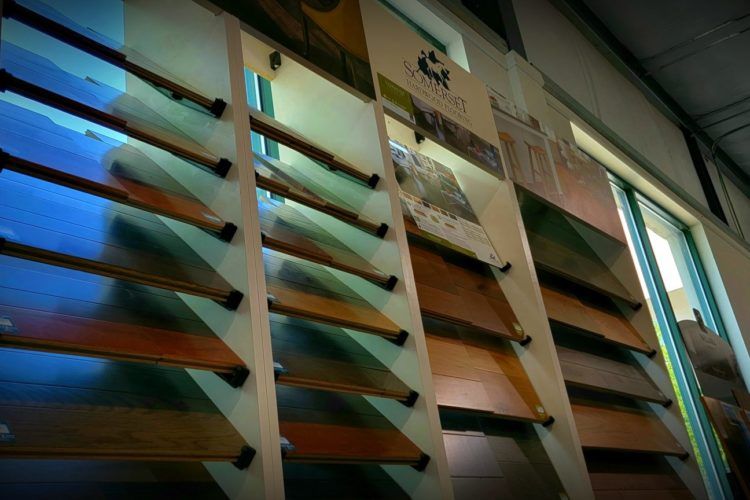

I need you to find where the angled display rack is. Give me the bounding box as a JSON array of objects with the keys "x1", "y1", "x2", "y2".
[
  {"x1": 2, "y1": 0, "x2": 226, "y2": 116},
  {"x1": 0, "y1": 101, "x2": 236, "y2": 240},
  {"x1": 249, "y1": 109, "x2": 379, "y2": 188},
  {"x1": 271, "y1": 315, "x2": 415, "y2": 403},
  {"x1": 277, "y1": 386, "x2": 427, "y2": 467},
  {"x1": 0, "y1": 349, "x2": 253, "y2": 466},
  {"x1": 0, "y1": 43, "x2": 231, "y2": 176}
]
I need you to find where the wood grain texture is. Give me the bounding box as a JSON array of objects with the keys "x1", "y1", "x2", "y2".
[
  {"x1": 276, "y1": 386, "x2": 422, "y2": 465},
  {"x1": 0, "y1": 102, "x2": 227, "y2": 233},
  {"x1": 258, "y1": 196, "x2": 391, "y2": 287},
  {"x1": 555, "y1": 340, "x2": 667, "y2": 404},
  {"x1": 540, "y1": 281, "x2": 651, "y2": 354},
  {"x1": 271, "y1": 315, "x2": 411, "y2": 401},
  {"x1": 2, "y1": 44, "x2": 225, "y2": 173},
  {"x1": 0, "y1": 350, "x2": 247, "y2": 463},
  {"x1": 248, "y1": 110, "x2": 374, "y2": 186},
  {"x1": 409, "y1": 239, "x2": 525, "y2": 342},
  {"x1": 265, "y1": 252, "x2": 402, "y2": 340},
  {"x1": 0, "y1": 175, "x2": 236, "y2": 302},
  {"x1": 584, "y1": 450, "x2": 692, "y2": 499},
  {"x1": 424, "y1": 318, "x2": 547, "y2": 423},
  {"x1": 571, "y1": 401, "x2": 686, "y2": 457}
]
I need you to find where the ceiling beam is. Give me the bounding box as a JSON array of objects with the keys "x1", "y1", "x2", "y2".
[{"x1": 547, "y1": 0, "x2": 750, "y2": 202}]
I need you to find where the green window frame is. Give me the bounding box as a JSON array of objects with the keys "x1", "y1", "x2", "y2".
[{"x1": 610, "y1": 176, "x2": 733, "y2": 499}]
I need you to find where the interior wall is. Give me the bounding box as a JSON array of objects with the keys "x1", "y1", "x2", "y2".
[{"x1": 510, "y1": 0, "x2": 708, "y2": 211}]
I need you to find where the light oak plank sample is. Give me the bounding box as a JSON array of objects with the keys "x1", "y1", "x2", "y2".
[
  {"x1": 0, "y1": 349, "x2": 248, "y2": 463},
  {"x1": 277, "y1": 386, "x2": 423, "y2": 466},
  {"x1": 424, "y1": 318, "x2": 547, "y2": 423}
]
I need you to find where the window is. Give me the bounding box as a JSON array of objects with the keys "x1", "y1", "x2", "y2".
[
  {"x1": 376, "y1": 0, "x2": 448, "y2": 54},
  {"x1": 611, "y1": 179, "x2": 732, "y2": 499},
  {"x1": 245, "y1": 68, "x2": 279, "y2": 159}
]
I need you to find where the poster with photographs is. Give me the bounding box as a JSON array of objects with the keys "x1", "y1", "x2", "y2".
[
  {"x1": 380, "y1": 74, "x2": 503, "y2": 176},
  {"x1": 390, "y1": 140, "x2": 504, "y2": 267},
  {"x1": 212, "y1": 0, "x2": 374, "y2": 98},
  {"x1": 491, "y1": 90, "x2": 627, "y2": 243}
]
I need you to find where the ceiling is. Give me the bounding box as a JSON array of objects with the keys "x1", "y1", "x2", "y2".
[{"x1": 569, "y1": 0, "x2": 750, "y2": 184}]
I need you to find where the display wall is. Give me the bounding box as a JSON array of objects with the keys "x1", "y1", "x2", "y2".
[{"x1": 0, "y1": 0, "x2": 747, "y2": 499}]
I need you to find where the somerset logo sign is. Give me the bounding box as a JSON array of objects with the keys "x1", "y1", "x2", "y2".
[
  {"x1": 417, "y1": 50, "x2": 450, "y2": 90},
  {"x1": 404, "y1": 49, "x2": 469, "y2": 122}
]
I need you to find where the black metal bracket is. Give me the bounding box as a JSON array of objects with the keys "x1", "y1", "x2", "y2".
[
  {"x1": 662, "y1": 398, "x2": 674, "y2": 408},
  {"x1": 647, "y1": 348, "x2": 658, "y2": 359},
  {"x1": 214, "y1": 158, "x2": 232, "y2": 178},
  {"x1": 519, "y1": 335, "x2": 533, "y2": 347},
  {"x1": 216, "y1": 366, "x2": 250, "y2": 388},
  {"x1": 389, "y1": 329, "x2": 409, "y2": 346},
  {"x1": 384, "y1": 275, "x2": 399, "y2": 291},
  {"x1": 499, "y1": 261, "x2": 512, "y2": 273},
  {"x1": 0, "y1": 69, "x2": 10, "y2": 91},
  {"x1": 411, "y1": 453, "x2": 431, "y2": 472},
  {"x1": 679, "y1": 451, "x2": 690, "y2": 461},
  {"x1": 232, "y1": 445, "x2": 256, "y2": 470},
  {"x1": 219, "y1": 222, "x2": 238, "y2": 243},
  {"x1": 631, "y1": 301, "x2": 643, "y2": 311},
  {"x1": 414, "y1": 132, "x2": 426, "y2": 144},
  {"x1": 367, "y1": 173, "x2": 380, "y2": 189},
  {"x1": 0, "y1": 148, "x2": 9, "y2": 173},
  {"x1": 273, "y1": 361, "x2": 288, "y2": 381},
  {"x1": 376, "y1": 223, "x2": 389, "y2": 238},
  {"x1": 400, "y1": 390, "x2": 420, "y2": 408},
  {"x1": 542, "y1": 416, "x2": 555, "y2": 427},
  {"x1": 209, "y1": 98, "x2": 227, "y2": 119},
  {"x1": 222, "y1": 290, "x2": 244, "y2": 311},
  {"x1": 269, "y1": 51, "x2": 282, "y2": 71}
]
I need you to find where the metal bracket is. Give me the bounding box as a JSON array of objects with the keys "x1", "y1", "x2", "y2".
[
  {"x1": 542, "y1": 416, "x2": 555, "y2": 427},
  {"x1": 280, "y1": 436, "x2": 296, "y2": 458},
  {"x1": 232, "y1": 445, "x2": 256, "y2": 470},
  {"x1": 221, "y1": 290, "x2": 244, "y2": 311},
  {"x1": 389, "y1": 329, "x2": 409, "y2": 346},
  {"x1": 662, "y1": 398, "x2": 673, "y2": 408},
  {"x1": 209, "y1": 98, "x2": 227, "y2": 118},
  {"x1": 214, "y1": 158, "x2": 232, "y2": 178},
  {"x1": 519, "y1": 335, "x2": 533, "y2": 347},
  {"x1": 267, "y1": 293, "x2": 278, "y2": 308},
  {"x1": 384, "y1": 275, "x2": 399, "y2": 291},
  {"x1": 400, "y1": 390, "x2": 419, "y2": 408},
  {"x1": 216, "y1": 366, "x2": 250, "y2": 388},
  {"x1": 414, "y1": 132, "x2": 426, "y2": 144},
  {"x1": 411, "y1": 453, "x2": 431, "y2": 472},
  {"x1": 647, "y1": 348, "x2": 658, "y2": 358},
  {"x1": 376, "y1": 223, "x2": 389, "y2": 238},
  {"x1": 499, "y1": 261, "x2": 512, "y2": 273},
  {"x1": 0, "y1": 149, "x2": 9, "y2": 173},
  {"x1": 367, "y1": 173, "x2": 380, "y2": 189},
  {"x1": 218, "y1": 222, "x2": 238, "y2": 242}
]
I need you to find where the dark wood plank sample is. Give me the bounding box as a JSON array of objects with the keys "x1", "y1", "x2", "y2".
[
  {"x1": 425, "y1": 318, "x2": 547, "y2": 423},
  {"x1": 258, "y1": 196, "x2": 392, "y2": 288},
  {"x1": 249, "y1": 109, "x2": 377, "y2": 188},
  {"x1": 0, "y1": 101, "x2": 230, "y2": 235},
  {"x1": 271, "y1": 314, "x2": 412, "y2": 401},
  {"x1": 540, "y1": 281, "x2": 652, "y2": 354},
  {"x1": 554, "y1": 333, "x2": 667, "y2": 404},
  {"x1": 4, "y1": 0, "x2": 225, "y2": 116},
  {"x1": 0, "y1": 460, "x2": 227, "y2": 500},
  {"x1": 277, "y1": 386, "x2": 423, "y2": 465},
  {"x1": 572, "y1": 398, "x2": 686, "y2": 457},
  {"x1": 1, "y1": 43, "x2": 228, "y2": 175},
  {"x1": 0, "y1": 349, "x2": 248, "y2": 463},
  {"x1": 265, "y1": 251, "x2": 404, "y2": 341},
  {"x1": 283, "y1": 463, "x2": 409, "y2": 499},
  {"x1": 584, "y1": 450, "x2": 692, "y2": 499},
  {"x1": 519, "y1": 191, "x2": 638, "y2": 307},
  {"x1": 702, "y1": 396, "x2": 750, "y2": 498},
  {"x1": 409, "y1": 239, "x2": 525, "y2": 342},
  {"x1": 0, "y1": 174, "x2": 238, "y2": 305}
]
